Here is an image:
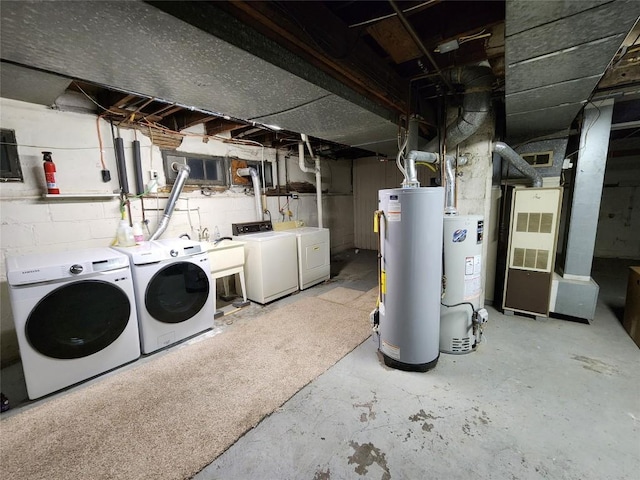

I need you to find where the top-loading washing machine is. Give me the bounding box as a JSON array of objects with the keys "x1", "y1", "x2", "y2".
[
  {"x1": 291, "y1": 227, "x2": 330, "y2": 290},
  {"x1": 112, "y1": 238, "x2": 214, "y2": 354},
  {"x1": 232, "y1": 221, "x2": 298, "y2": 304},
  {"x1": 5, "y1": 248, "x2": 141, "y2": 400}
]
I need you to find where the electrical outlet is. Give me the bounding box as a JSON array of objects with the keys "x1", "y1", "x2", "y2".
[{"x1": 149, "y1": 170, "x2": 158, "y2": 180}]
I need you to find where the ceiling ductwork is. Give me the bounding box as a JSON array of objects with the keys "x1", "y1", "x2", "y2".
[
  {"x1": 422, "y1": 65, "x2": 495, "y2": 152},
  {"x1": 493, "y1": 141, "x2": 543, "y2": 187}
]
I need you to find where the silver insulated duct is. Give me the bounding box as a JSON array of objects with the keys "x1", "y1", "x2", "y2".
[
  {"x1": 149, "y1": 164, "x2": 191, "y2": 240},
  {"x1": 237, "y1": 167, "x2": 263, "y2": 222},
  {"x1": 493, "y1": 142, "x2": 543, "y2": 187},
  {"x1": 423, "y1": 65, "x2": 494, "y2": 152}
]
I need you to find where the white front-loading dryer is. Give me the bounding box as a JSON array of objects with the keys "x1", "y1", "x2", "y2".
[
  {"x1": 5, "y1": 248, "x2": 141, "y2": 400},
  {"x1": 112, "y1": 238, "x2": 214, "y2": 354}
]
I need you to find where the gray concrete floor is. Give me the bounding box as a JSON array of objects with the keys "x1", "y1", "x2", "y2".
[
  {"x1": 194, "y1": 253, "x2": 640, "y2": 480},
  {"x1": 2, "y1": 251, "x2": 639, "y2": 480}
]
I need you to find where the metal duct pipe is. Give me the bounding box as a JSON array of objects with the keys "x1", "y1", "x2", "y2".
[
  {"x1": 443, "y1": 154, "x2": 457, "y2": 214},
  {"x1": 423, "y1": 66, "x2": 494, "y2": 153},
  {"x1": 493, "y1": 142, "x2": 543, "y2": 188},
  {"x1": 237, "y1": 167, "x2": 263, "y2": 222},
  {"x1": 149, "y1": 164, "x2": 191, "y2": 240},
  {"x1": 403, "y1": 150, "x2": 438, "y2": 188}
]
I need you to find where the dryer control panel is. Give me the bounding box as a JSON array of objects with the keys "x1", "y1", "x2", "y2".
[{"x1": 232, "y1": 221, "x2": 273, "y2": 235}]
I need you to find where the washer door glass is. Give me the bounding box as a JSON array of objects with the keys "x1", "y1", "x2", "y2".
[
  {"x1": 145, "y1": 261, "x2": 210, "y2": 324},
  {"x1": 26, "y1": 280, "x2": 131, "y2": 360}
]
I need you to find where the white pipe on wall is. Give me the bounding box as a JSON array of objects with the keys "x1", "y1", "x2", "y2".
[{"x1": 299, "y1": 135, "x2": 323, "y2": 228}]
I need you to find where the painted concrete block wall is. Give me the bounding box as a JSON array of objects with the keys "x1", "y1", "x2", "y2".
[
  {"x1": 453, "y1": 114, "x2": 497, "y2": 306},
  {"x1": 595, "y1": 151, "x2": 640, "y2": 259},
  {"x1": 0, "y1": 98, "x2": 354, "y2": 364}
]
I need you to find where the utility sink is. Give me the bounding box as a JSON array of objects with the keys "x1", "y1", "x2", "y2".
[
  {"x1": 204, "y1": 239, "x2": 249, "y2": 315},
  {"x1": 204, "y1": 239, "x2": 246, "y2": 274}
]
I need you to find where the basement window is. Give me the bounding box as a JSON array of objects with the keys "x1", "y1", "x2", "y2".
[
  {"x1": 162, "y1": 151, "x2": 227, "y2": 186},
  {"x1": 1, "y1": 129, "x2": 23, "y2": 182},
  {"x1": 230, "y1": 158, "x2": 274, "y2": 188},
  {"x1": 521, "y1": 151, "x2": 553, "y2": 167}
]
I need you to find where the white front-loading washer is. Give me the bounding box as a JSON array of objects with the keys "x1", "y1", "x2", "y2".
[
  {"x1": 292, "y1": 227, "x2": 331, "y2": 290},
  {"x1": 112, "y1": 238, "x2": 214, "y2": 354},
  {"x1": 232, "y1": 221, "x2": 298, "y2": 304},
  {"x1": 5, "y1": 248, "x2": 141, "y2": 400}
]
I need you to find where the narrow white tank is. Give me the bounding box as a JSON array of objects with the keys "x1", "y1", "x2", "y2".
[
  {"x1": 378, "y1": 187, "x2": 444, "y2": 371},
  {"x1": 440, "y1": 214, "x2": 484, "y2": 353}
]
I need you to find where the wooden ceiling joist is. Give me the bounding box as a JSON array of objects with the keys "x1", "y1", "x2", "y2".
[{"x1": 150, "y1": 104, "x2": 183, "y2": 118}]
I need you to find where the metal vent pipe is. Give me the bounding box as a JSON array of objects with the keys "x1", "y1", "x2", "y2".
[
  {"x1": 149, "y1": 163, "x2": 191, "y2": 240},
  {"x1": 443, "y1": 154, "x2": 459, "y2": 214},
  {"x1": 493, "y1": 142, "x2": 543, "y2": 187},
  {"x1": 423, "y1": 66, "x2": 494, "y2": 153},
  {"x1": 403, "y1": 150, "x2": 438, "y2": 188},
  {"x1": 237, "y1": 167, "x2": 263, "y2": 222}
]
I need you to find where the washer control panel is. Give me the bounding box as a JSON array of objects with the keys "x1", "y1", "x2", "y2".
[{"x1": 232, "y1": 221, "x2": 273, "y2": 236}]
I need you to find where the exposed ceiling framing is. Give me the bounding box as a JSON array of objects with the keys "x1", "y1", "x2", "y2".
[{"x1": 0, "y1": 1, "x2": 638, "y2": 158}]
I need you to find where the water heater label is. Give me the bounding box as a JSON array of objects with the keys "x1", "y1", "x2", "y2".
[
  {"x1": 387, "y1": 200, "x2": 401, "y2": 222},
  {"x1": 453, "y1": 229, "x2": 467, "y2": 242},
  {"x1": 465, "y1": 256, "x2": 474, "y2": 275},
  {"x1": 464, "y1": 254, "x2": 482, "y2": 299},
  {"x1": 381, "y1": 339, "x2": 400, "y2": 360}
]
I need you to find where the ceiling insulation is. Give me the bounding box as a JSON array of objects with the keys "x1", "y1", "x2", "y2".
[
  {"x1": 1, "y1": 0, "x2": 637, "y2": 155},
  {"x1": 504, "y1": 0, "x2": 638, "y2": 142}
]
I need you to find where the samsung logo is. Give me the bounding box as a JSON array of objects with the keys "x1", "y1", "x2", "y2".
[{"x1": 21, "y1": 269, "x2": 40, "y2": 274}]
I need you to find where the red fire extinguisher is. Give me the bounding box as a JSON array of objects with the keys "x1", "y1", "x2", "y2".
[{"x1": 42, "y1": 151, "x2": 60, "y2": 194}]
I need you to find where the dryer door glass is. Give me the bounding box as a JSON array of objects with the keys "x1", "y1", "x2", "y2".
[
  {"x1": 145, "y1": 262, "x2": 210, "y2": 323},
  {"x1": 26, "y1": 280, "x2": 131, "y2": 359}
]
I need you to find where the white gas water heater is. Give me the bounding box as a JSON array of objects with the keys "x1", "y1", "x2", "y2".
[{"x1": 440, "y1": 215, "x2": 488, "y2": 353}]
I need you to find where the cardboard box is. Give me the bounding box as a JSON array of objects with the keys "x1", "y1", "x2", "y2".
[{"x1": 623, "y1": 266, "x2": 640, "y2": 348}]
